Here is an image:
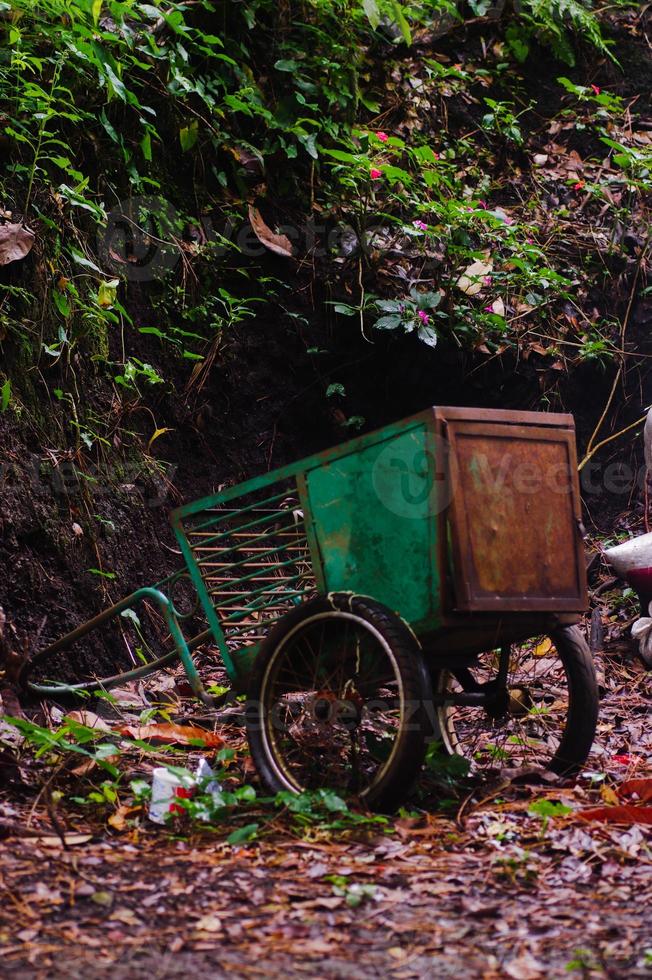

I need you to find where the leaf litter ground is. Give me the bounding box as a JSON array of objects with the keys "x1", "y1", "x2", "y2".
[{"x1": 0, "y1": 639, "x2": 651, "y2": 979}]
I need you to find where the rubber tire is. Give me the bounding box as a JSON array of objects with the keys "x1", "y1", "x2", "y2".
[
  {"x1": 433, "y1": 625, "x2": 599, "y2": 777},
  {"x1": 246, "y1": 593, "x2": 432, "y2": 812}
]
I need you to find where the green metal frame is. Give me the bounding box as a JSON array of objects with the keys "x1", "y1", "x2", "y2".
[
  {"x1": 23, "y1": 587, "x2": 216, "y2": 705},
  {"x1": 22, "y1": 410, "x2": 442, "y2": 699}
]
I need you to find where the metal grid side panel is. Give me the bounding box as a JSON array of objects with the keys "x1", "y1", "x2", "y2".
[{"x1": 172, "y1": 478, "x2": 317, "y2": 660}]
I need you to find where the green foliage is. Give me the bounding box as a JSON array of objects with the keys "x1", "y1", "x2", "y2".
[
  {"x1": 0, "y1": 0, "x2": 630, "y2": 440},
  {"x1": 528, "y1": 797, "x2": 573, "y2": 835},
  {"x1": 508, "y1": 0, "x2": 613, "y2": 66},
  {"x1": 5, "y1": 715, "x2": 122, "y2": 777},
  {"x1": 373, "y1": 289, "x2": 443, "y2": 347},
  {"x1": 0, "y1": 378, "x2": 11, "y2": 412}
]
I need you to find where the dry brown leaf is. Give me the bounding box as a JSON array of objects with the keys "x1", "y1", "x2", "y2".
[
  {"x1": 0, "y1": 222, "x2": 35, "y2": 266},
  {"x1": 108, "y1": 804, "x2": 134, "y2": 833},
  {"x1": 456, "y1": 257, "x2": 492, "y2": 296},
  {"x1": 65, "y1": 710, "x2": 112, "y2": 732},
  {"x1": 119, "y1": 721, "x2": 225, "y2": 748},
  {"x1": 33, "y1": 833, "x2": 93, "y2": 847},
  {"x1": 577, "y1": 805, "x2": 652, "y2": 825},
  {"x1": 619, "y1": 778, "x2": 652, "y2": 803},
  {"x1": 194, "y1": 914, "x2": 223, "y2": 933},
  {"x1": 248, "y1": 205, "x2": 293, "y2": 257}
]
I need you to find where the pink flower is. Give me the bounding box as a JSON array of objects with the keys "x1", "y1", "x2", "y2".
[
  {"x1": 483, "y1": 275, "x2": 492, "y2": 285},
  {"x1": 526, "y1": 237, "x2": 534, "y2": 244},
  {"x1": 417, "y1": 310, "x2": 430, "y2": 325},
  {"x1": 370, "y1": 168, "x2": 382, "y2": 180},
  {"x1": 484, "y1": 305, "x2": 494, "y2": 313},
  {"x1": 413, "y1": 220, "x2": 428, "y2": 231},
  {"x1": 591, "y1": 84, "x2": 601, "y2": 95},
  {"x1": 375, "y1": 131, "x2": 389, "y2": 142},
  {"x1": 477, "y1": 199, "x2": 487, "y2": 209}
]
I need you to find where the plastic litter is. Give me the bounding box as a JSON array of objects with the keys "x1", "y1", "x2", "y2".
[
  {"x1": 148, "y1": 757, "x2": 223, "y2": 824},
  {"x1": 631, "y1": 601, "x2": 652, "y2": 668}
]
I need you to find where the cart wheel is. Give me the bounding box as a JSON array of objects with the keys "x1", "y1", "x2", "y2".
[
  {"x1": 431, "y1": 626, "x2": 598, "y2": 777},
  {"x1": 246, "y1": 593, "x2": 431, "y2": 811}
]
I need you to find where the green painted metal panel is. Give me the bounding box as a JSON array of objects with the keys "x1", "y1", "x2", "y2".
[{"x1": 304, "y1": 423, "x2": 441, "y2": 629}]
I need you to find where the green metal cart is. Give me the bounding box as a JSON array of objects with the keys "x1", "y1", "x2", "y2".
[{"x1": 22, "y1": 406, "x2": 599, "y2": 810}]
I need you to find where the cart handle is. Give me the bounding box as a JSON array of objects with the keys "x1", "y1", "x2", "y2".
[{"x1": 19, "y1": 587, "x2": 217, "y2": 706}]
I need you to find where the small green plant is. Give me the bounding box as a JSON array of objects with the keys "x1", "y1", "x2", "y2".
[
  {"x1": 373, "y1": 289, "x2": 442, "y2": 347},
  {"x1": 0, "y1": 378, "x2": 11, "y2": 412},
  {"x1": 274, "y1": 788, "x2": 389, "y2": 831},
  {"x1": 492, "y1": 847, "x2": 538, "y2": 885},
  {"x1": 528, "y1": 797, "x2": 573, "y2": 835},
  {"x1": 324, "y1": 874, "x2": 377, "y2": 908},
  {"x1": 5, "y1": 716, "x2": 122, "y2": 777},
  {"x1": 481, "y1": 99, "x2": 528, "y2": 146},
  {"x1": 565, "y1": 947, "x2": 600, "y2": 973}
]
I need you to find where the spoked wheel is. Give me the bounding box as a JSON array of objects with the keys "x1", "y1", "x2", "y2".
[
  {"x1": 432, "y1": 626, "x2": 598, "y2": 777},
  {"x1": 246, "y1": 594, "x2": 431, "y2": 811}
]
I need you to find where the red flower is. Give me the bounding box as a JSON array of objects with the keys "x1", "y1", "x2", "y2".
[
  {"x1": 375, "y1": 131, "x2": 389, "y2": 142},
  {"x1": 573, "y1": 180, "x2": 585, "y2": 191},
  {"x1": 370, "y1": 168, "x2": 382, "y2": 180},
  {"x1": 591, "y1": 84, "x2": 601, "y2": 95}
]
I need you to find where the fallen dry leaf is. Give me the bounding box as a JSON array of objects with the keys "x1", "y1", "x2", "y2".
[
  {"x1": 119, "y1": 722, "x2": 225, "y2": 748},
  {"x1": 619, "y1": 778, "x2": 652, "y2": 803},
  {"x1": 32, "y1": 833, "x2": 94, "y2": 847},
  {"x1": 108, "y1": 804, "x2": 135, "y2": 833},
  {"x1": 456, "y1": 257, "x2": 493, "y2": 296},
  {"x1": 248, "y1": 205, "x2": 293, "y2": 257},
  {"x1": 0, "y1": 222, "x2": 35, "y2": 265},
  {"x1": 194, "y1": 914, "x2": 222, "y2": 933},
  {"x1": 65, "y1": 710, "x2": 112, "y2": 733},
  {"x1": 577, "y1": 805, "x2": 652, "y2": 825}
]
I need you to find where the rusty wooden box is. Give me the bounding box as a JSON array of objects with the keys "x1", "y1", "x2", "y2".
[{"x1": 436, "y1": 406, "x2": 587, "y2": 615}]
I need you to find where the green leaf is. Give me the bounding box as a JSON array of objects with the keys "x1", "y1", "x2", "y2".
[
  {"x1": 52, "y1": 290, "x2": 71, "y2": 318},
  {"x1": 179, "y1": 119, "x2": 199, "y2": 153},
  {"x1": 179, "y1": 120, "x2": 199, "y2": 152},
  {"x1": 69, "y1": 248, "x2": 104, "y2": 274},
  {"x1": 0, "y1": 379, "x2": 11, "y2": 413},
  {"x1": 374, "y1": 315, "x2": 402, "y2": 330},
  {"x1": 274, "y1": 59, "x2": 299, "y2": 72},
  {"x1": 528, "y1": 799, "x2": 573, "y2": 819},
  {"x1": 362, "y1": 0, "x2": 381, "y2": 29},
  {"x1": 88, "y1": 568, "x2": 116, "y2": 579},
  {"x1": 103, "y1": 62, "x2": 128, "y2": 102},
  {"x1": 414, "y1": 290, "x2": 441, "y2": 310},
  {"x1": 506, "y1": 25, "x2": 529, "y2": 63},
  {"x1": 326, "y1": 383, "x2": 346, "y2": 398},
  {"x1": 390, "y1": 1, "x2": 412, "y2": 45},
  {"x1": 418, "y1": 323, "x2": 438, "y2": 348},
  {"x1": 140, "y1": 130, "x2": 152, "y2": 162},
  {"x1": 227, "y1": 823, "x2": 259, "y2": 845},
  {"x1": 97, "y1": 279, "x2": 119, "y2": 309},
  {"x1": 92, "y1": 0, "x2": 103, "y2": 26},
  {"x1": 322, "y1": 148, "x2": 360, "y2": 164}
]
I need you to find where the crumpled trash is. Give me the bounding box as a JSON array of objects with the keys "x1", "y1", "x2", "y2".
[
  {"x1": 148, "y1": 757, "x2": 223, "y2": 825},
  {"x1": 630, "y1": 601, "x2": 652, "y2": 668}
]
